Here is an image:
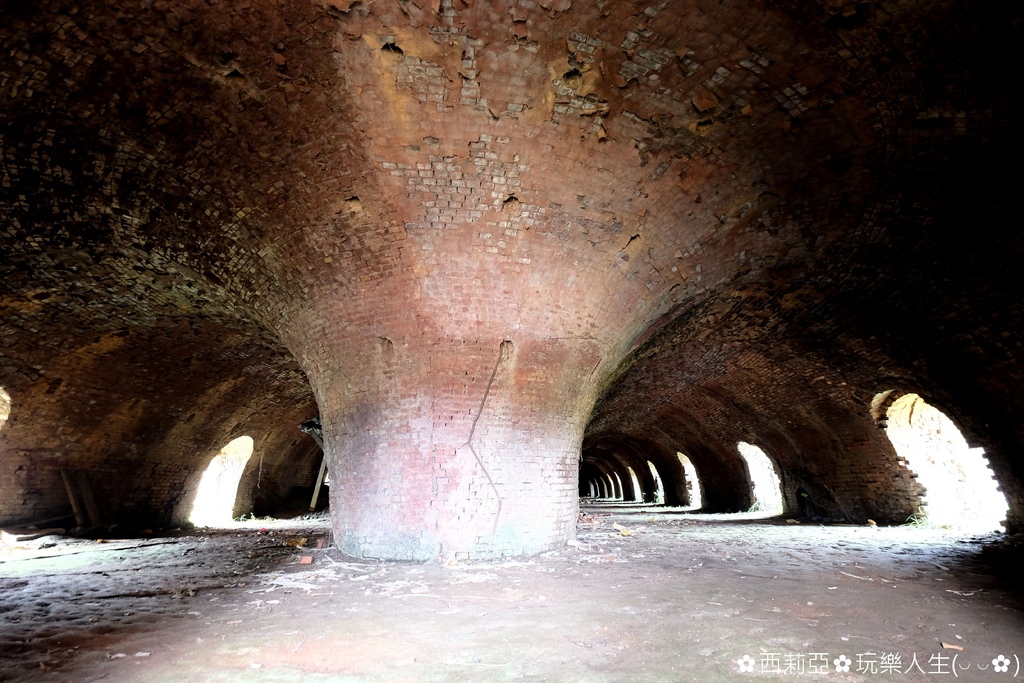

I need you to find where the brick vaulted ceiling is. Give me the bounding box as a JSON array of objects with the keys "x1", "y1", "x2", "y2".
[{"x1": 1, "y1": 0, "x2": 1022, "y2": 558}]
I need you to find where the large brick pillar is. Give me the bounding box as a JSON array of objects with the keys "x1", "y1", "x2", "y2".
[{"x1": 302, "y1": 333, "x2": 600, "y2": 561}]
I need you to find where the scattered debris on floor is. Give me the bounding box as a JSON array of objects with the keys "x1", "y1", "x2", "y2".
[{"x1": 1, "y1": 508, "x2": 1020, "y2": 681}]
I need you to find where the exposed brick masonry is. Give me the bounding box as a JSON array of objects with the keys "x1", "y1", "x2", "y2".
[{"x1": 2, "y1": 0, "x2": 1022, "y2": 556}]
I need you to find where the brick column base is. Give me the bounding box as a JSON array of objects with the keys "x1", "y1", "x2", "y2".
[{"x1": 317, "y1": 337, "x2": 597, "y2": 561}]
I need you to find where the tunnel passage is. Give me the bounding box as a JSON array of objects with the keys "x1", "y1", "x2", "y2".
[
  {"x1": 585, "y1": 273, "x2": 1024, "y2": 528},
  {"x1": 580, "y1": 460, "x2": 622, "y2": 500},
  {"x1": 582, "y1": 435, "x2": 696, "y2": 507},
  {"x1": 582, "y1": 430, "x2": 785, "y2": 515},
  {"x1": 0, "y1": 306, "x2": 322, "y2": 530},
  {"x1": 2, "y1": 0, "x2": 1024, "y2": 561}
]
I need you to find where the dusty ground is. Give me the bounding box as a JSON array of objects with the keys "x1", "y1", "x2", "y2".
[{"x1": 1, "y1": 504, "x2": 1022, "y2": 682}]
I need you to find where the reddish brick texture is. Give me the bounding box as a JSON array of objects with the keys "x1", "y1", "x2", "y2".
[
  {"x1": 308, "y1": 337, "x2": 598, "y2": 560},
  {"x1": 1, "y1": 0, "x2": 1023, "y2": 557}
]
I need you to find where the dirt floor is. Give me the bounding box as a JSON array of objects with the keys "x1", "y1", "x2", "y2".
[{"x1": 1, "y1": 504, "x2": 1022, "y2": 682}]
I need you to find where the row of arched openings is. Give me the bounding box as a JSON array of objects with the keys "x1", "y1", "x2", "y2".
[
  {"x1": 580, "y1": 443, "x2": 781, "y2": 514},
  {"x1": 0, "y1": 383, "x2": 1011, "y2": 531},
  {"x1": 582, "y1": 393, "x2": 1009, "y2": 531}
]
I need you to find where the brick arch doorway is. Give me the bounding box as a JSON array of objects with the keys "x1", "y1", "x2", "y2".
[
  {"x1": 190, "y1": 436, "x2": 255, "y2": 527},
  {"x1": 876, "y1": 391, "x2": 1008, "y2": 531}
]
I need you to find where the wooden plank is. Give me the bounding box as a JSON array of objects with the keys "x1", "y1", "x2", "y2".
[
  {"x1": 61, "y1": 468, "x2": 86, "y2": 528},
  {"x1": 309, "y1": 456, "x2": 328, "y2": 512},
  {"x1": 75, "y1": 471, "x2": 102, "y2": 527},
  {"x1": 0, "y1": 527, "x2": 66, "y2": 542},
  {"x1": 7, "y1": 513, "x2": 75, "y2": 528}
]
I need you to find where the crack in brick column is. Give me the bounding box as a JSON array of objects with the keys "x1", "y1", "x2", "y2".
[{"x1": 459, "y1": 339, "x2": 513, "y2": 551}]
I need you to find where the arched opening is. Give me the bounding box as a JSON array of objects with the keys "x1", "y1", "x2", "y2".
[
  {"x1": 578, "y1": 461, "x2": 603, "y2": 499},
  {"x1": 737, "y1": 442, "x2": 784, "y2": 514},
  {"x1": 881, "y1": 393, "x2": 1008, "y2": 532},
  {"x1": 677, "y1": 452, "x2": 702, "y2": 510},
  {"x1": 612, "y1": 472, "x2": 624, "y2": 501},
  {"x1": 626, "y1": 466, "x2": 642, "y2": 503},
  {"x1": 647, "y1": 460, "x2": 664, "y2": 505},
  {"x1": 190, "y1": 436, "x2": 255, "y2": 527},
  {"x1": 0, "y1": 387, "x2": 10, "y2": 432}
]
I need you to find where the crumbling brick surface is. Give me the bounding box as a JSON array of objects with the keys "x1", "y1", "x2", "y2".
[{"x1": 1, "y1": 0, "x2": 1022, "y2": 554}]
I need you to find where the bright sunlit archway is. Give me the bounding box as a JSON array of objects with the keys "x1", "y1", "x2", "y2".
[
  {"x1": 0, "y1": 387, "x2": 10, "y2": 432},
  {"x1": 626, "y1": 466, "x2": 641, "y2": 502},
  {"x1": 677, "y1": 452, "x2": 702, "y2": 510},
  {"x1": 737, "y1": 442, "x2": 784, "y2": 515},
  {"x1": 881, "y1": 393, "x2": 1008, "y2": 532},
  {"x1": 612, "y1": 471, "x2": 624, "y2": 501},
  {"x1": 190, "y1": 436, "x2": 254, "y2": 527},
  {"x1": 647, "y1": 461, "x2": 665, "y2": 505}
]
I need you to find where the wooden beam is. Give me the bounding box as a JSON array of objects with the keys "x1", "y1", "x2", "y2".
[
  {"x1": 76, "y1": 470, "x2": 102, "y2": 527},
  {"x1": 61, "y1": 468, "x2": 86, "y2": 528},
  {"x1": 309, "y1": 456, "x2": 328, "y2": 512}
]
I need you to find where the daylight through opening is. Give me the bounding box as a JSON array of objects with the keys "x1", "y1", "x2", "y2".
[
  {"x1": 737, "y1": 442, "x2": 784, "y2": 514},
  {"x1": 0, "y1": 387, "x2": 10, "y2": 432},
  {"x1": 626, "y1": 466, "x2": 641, "y2": 502},
  {"x1": 881, "y1": 393, "x2": 1008, "y2": 532},
  {"x1": 190, "y1": 436, "x2": 254, "y2": 527},
  {"x1": 647, "y1": 461, "x2": 664, "y2": 505},
  {"x1": 676, "y1": 452, "x2": 702, "y2": 510}
]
